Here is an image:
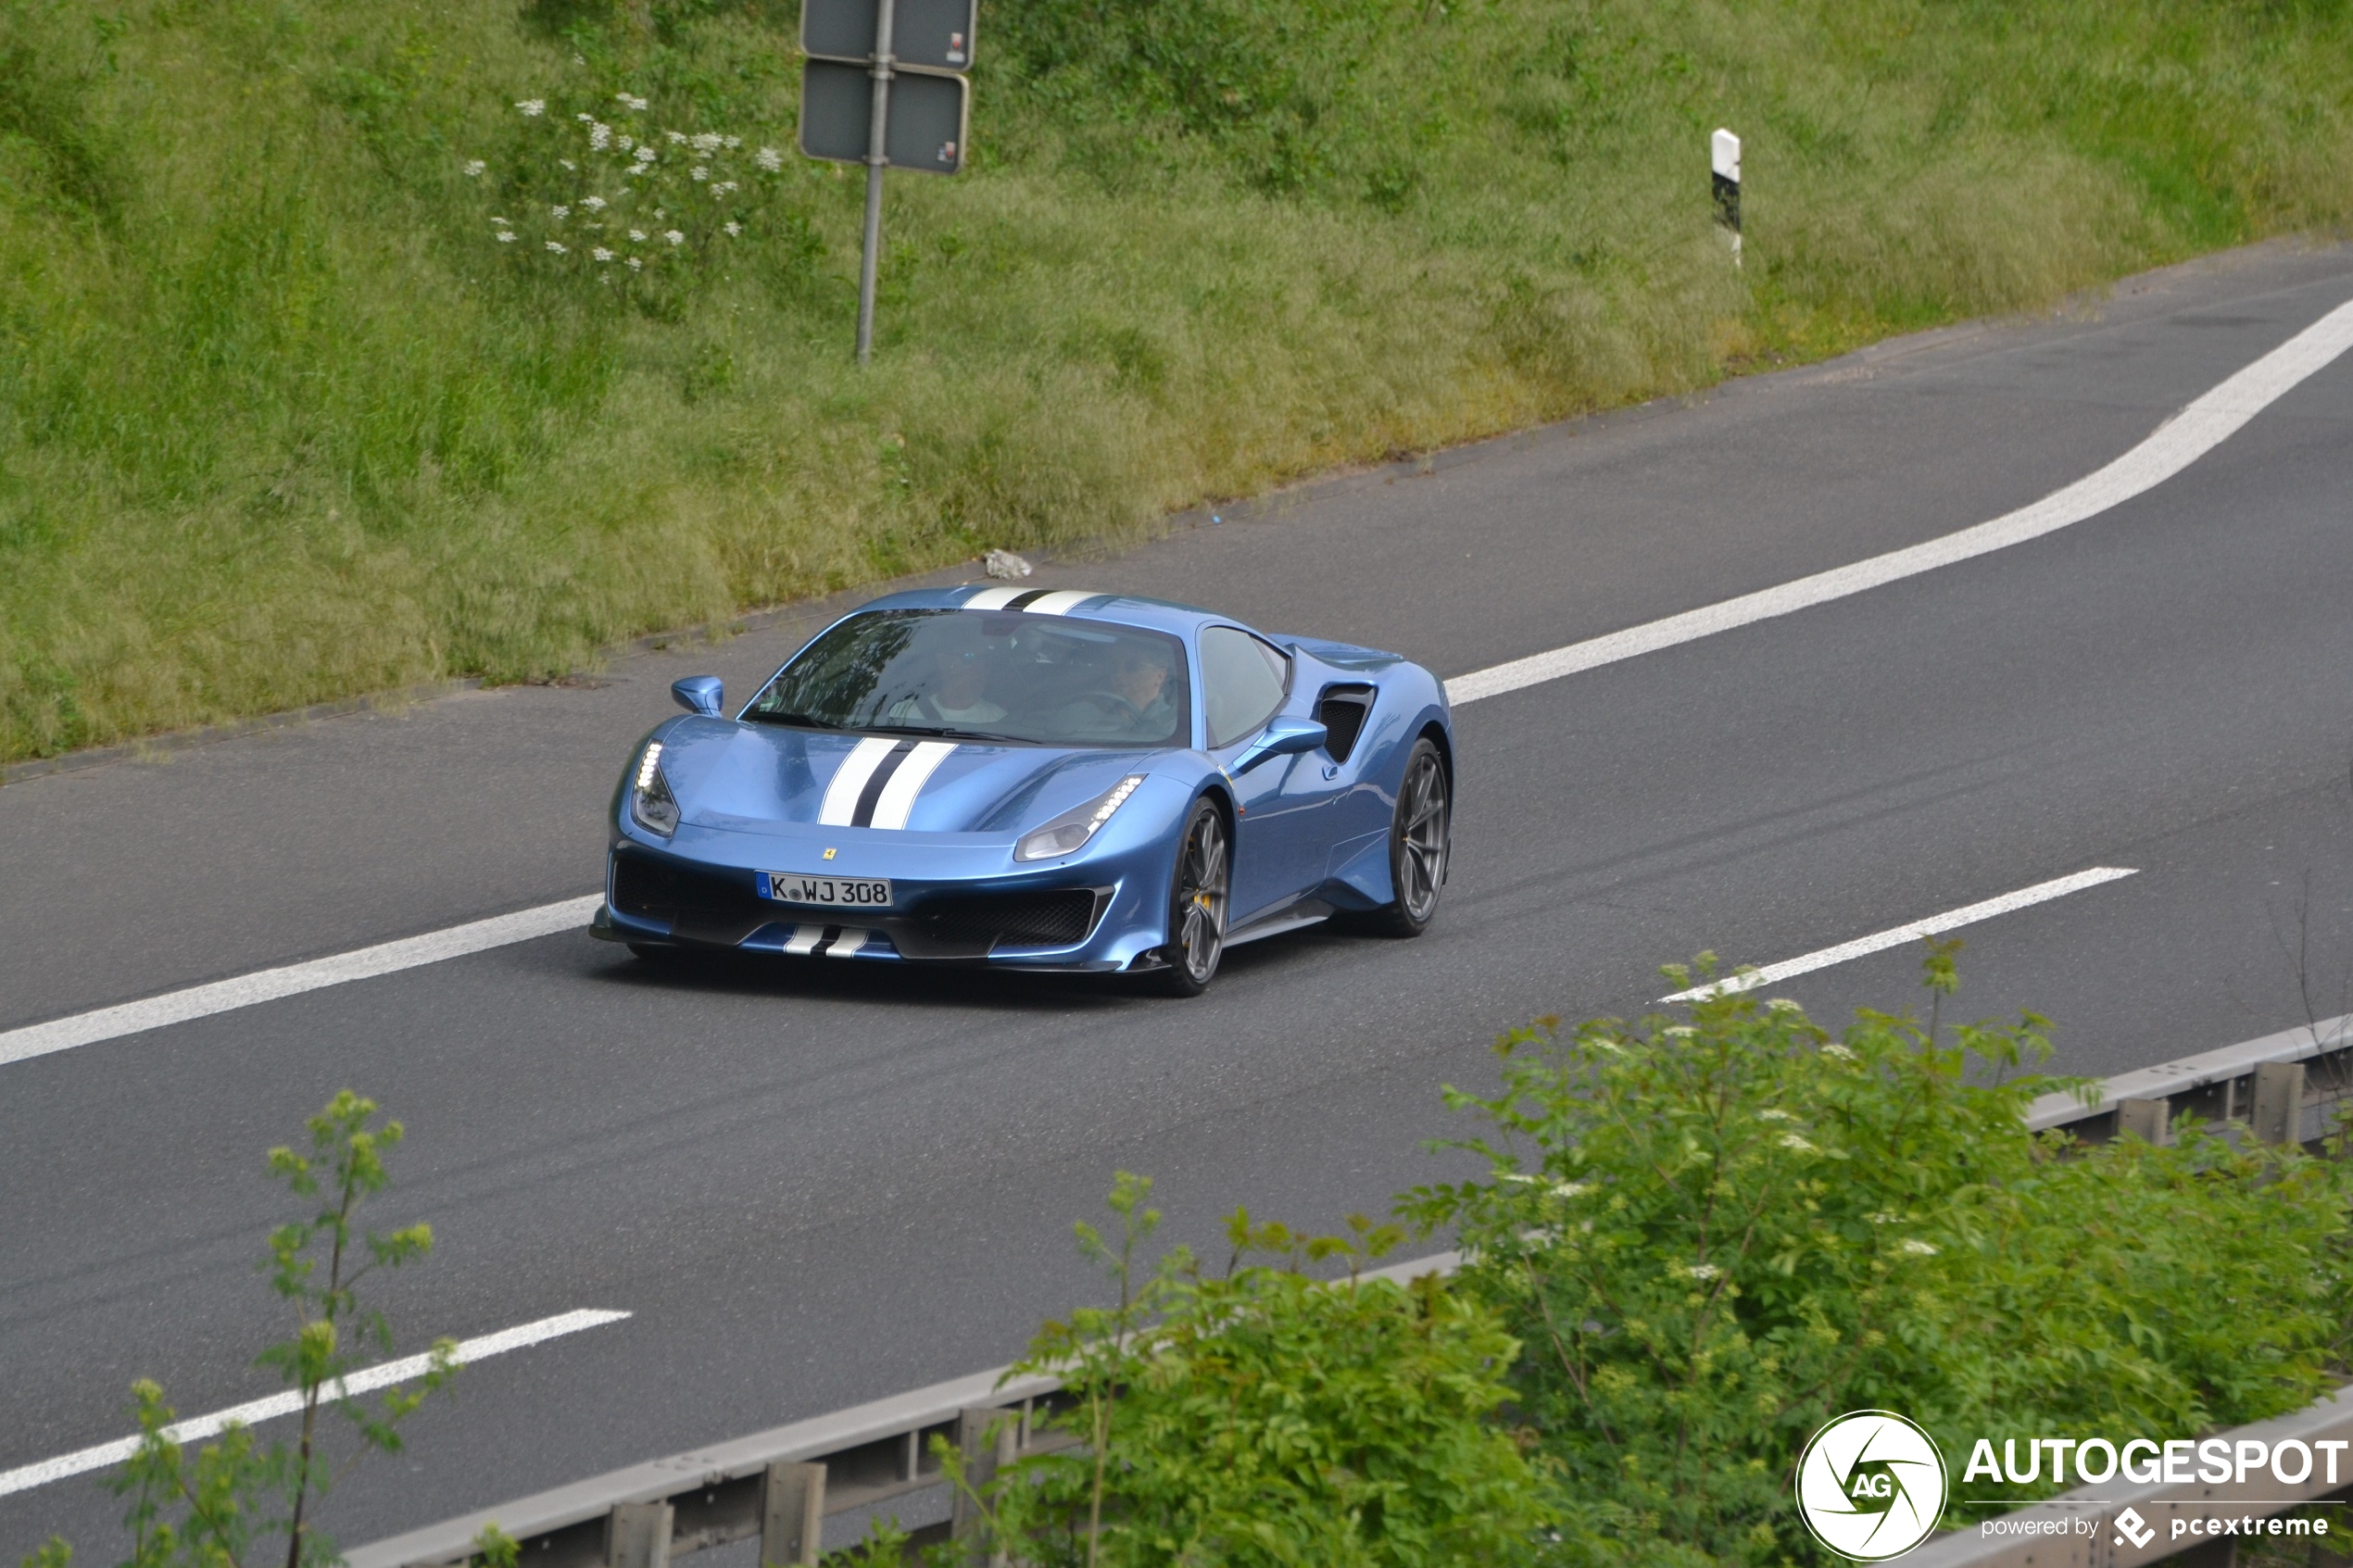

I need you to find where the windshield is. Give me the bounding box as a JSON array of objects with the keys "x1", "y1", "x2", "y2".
[{"x1": 744, "y1": 609, "x2": 1191, "y2": 748}]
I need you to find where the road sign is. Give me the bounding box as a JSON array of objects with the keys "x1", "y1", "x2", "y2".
[
  {"x1": 804, "y1": 0, "x2": 974, "y2": 74},
  {"x1": 799, "y1": 60, "x2": 968, "y2": 174},
  {"x1": 799, "y1": 0, "x2": 976, "y2": 361}
]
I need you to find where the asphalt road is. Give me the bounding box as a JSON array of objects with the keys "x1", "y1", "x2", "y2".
[{"x1": 6, "y1": 240, "x2": 2353, "y2": 1556}]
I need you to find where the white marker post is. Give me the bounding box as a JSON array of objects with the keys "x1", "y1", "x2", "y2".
[{"x1": 1711, "y1": 127, "x2": 1742, "y2": 268}]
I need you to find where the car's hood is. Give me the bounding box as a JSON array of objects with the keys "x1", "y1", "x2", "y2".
[{"x1": 653, "y1": 719, "x2": 1172, "y2": 836}]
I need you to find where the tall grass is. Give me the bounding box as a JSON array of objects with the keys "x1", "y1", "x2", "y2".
[{"x1": 2, "y1": 0, "x2": 2349, "y2": 759}]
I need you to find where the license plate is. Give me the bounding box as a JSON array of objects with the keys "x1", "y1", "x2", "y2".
[{"x1": 762, "y1": 872, "x2": 893, "y2": 909}]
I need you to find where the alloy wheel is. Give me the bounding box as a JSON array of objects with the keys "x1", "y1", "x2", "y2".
[
  {"x1": 1172, "y1": 806, "x2": 1230, "y2": 983},
  {"x1": 1396, "y1": 747, "x2": 1449, "y2": 922}
]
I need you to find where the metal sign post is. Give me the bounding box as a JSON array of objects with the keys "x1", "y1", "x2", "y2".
[
  {"x1": 856, "y1": 0, "x2": 896, "y2": 363},
  {"x1": 800, "y1": 0, "x2": 975, "y2": 363}
]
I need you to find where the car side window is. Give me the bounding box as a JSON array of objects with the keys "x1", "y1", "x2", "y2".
[{"x1": 1200, "y1": 626, "x2": 1290, "y2": 748}]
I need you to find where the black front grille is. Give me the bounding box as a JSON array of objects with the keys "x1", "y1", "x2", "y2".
[
  {"x1": 615, "y1": 852, "x2": 1105, "y2": 960},
  {"x1": 900, "y1": 888, "x2": 1103, "y2": 958},
  {"x1": 611, "y1": 853, "x2": 772, "y2": 943}
]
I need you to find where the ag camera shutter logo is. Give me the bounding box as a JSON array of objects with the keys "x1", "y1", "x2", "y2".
[{"x1": 1795, "y1": 1411, "x2": 1950, "y2": 1561}]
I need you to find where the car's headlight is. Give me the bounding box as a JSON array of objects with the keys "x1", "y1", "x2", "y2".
[
  {"x1": 1015, "y1": 774, "x2": 1145, "y2": 861},
  {"x1": 630, "y1": 741, "x2": 680, "y2": 836}
]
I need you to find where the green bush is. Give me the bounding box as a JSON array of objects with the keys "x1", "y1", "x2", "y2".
[
  {"x1": 971, "y1": 958, "x2": 2353, "y2": 1568},
  {"x1": 1402, "y1": 957, "x2": 2353, "y2": 1565},
  {"x1": 963, "y1": 1175, "x2": 1553, "y2": 1568}
]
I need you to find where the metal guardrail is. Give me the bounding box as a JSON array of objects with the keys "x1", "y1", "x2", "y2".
[
  {"x1": 349, "y1": 1013, "x2": 2353, "y2": 1568},
  {"x1": 2027, "y1": 1012, "x2": 2352, "y2": 1149},
  {"x1": 346, "y1": 1358, "x2": 1068, "y2": 1568}
]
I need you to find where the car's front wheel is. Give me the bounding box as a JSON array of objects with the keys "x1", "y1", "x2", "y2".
[
  {"x1": 1362, "y1": 737, "x2": 1449, "y2": 937},
  {"x1": 1147, "y1": 798, "x2": 1230, "y2": 997}
]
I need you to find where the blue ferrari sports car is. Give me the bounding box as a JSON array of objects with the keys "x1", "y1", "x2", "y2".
[{"x1": 589, "y1": 584, "x2": 1453, "y2": 995}]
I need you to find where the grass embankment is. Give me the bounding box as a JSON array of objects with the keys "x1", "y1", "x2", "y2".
[{"x1": 3, "y1": 0, "x2": 2350, "y2": 760}]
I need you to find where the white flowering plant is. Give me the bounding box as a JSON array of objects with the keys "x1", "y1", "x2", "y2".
[
  {"x1": 1401, "y1": 950, "x2": 2353, "y2": 1567},
  {"x1": 463, "y1": 89, "x2": 806, "y2": 304}
]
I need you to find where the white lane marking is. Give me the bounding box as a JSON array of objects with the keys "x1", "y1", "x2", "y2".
[
  {"x1": 1449, "y1": 296, "x2": 2353, "y2": 707},
  {"x1": 1026, "y1": 589, "x2": 1100, "y2": 615},
  {"x1": 0, "y1": 1309, "x2": 629, "y2": 1499},
  {"x1": 9, "y1": 303, "x2": 2340, "y2": 1066},
  {"x1": 0, "y1": 897, "x2": 604, "y2": 1070},
  {"x1": 818, "y1": 735, "x2": 899, "y2": 826},
  {"x1": 1659, "y1": 868, "x2": 2138, "y2": 1002},
  {"x1": 871, "y1": 740, "x2": 957, "y2": 829}
]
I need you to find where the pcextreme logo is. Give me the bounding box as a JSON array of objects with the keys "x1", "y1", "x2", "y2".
[{"x1": 1794, "y1": 1411, "x2": 1950, "y2": 1562}]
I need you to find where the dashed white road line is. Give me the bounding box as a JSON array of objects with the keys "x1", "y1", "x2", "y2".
[
  {"x1": 0, "y1": 1308, "x2": 630, "y2": 1499},
  {"x1": 5, "y1": 296, "x2": 2347, "y2": 1069},
  {"x1": 0, "y1": 897, "x2": 603, "y2": 1070},
  {"x1": 1659, "y1": 867, "x2": 2139, "y2": 1002},
  {"x1": 1446, "y1": 295, "x2": 2353, "y2": 707}
]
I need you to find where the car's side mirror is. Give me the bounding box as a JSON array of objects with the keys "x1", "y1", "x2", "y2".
[
  {"x1": 671, "y1": 675, "x2": 724, "y2": 717},
  {"x1": 1233, "y1": 716, "x2": 1327, "y2": 774}
]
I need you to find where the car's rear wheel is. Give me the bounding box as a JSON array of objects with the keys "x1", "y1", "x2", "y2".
[
  {"x1": 1363, "y1": 738, "x2": 1449, "y2": 937},
  {"x1": 1147, "y1": 799, "x2": 1230, "y2": 997}
]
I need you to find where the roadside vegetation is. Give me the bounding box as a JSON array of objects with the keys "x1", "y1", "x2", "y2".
[
  {"x1": 945, "y1": 955, "x2": 2353, "y2": 1567},
  {"x1": 25, "y1": 1093, "x2": 453, "y2": 1568},
  {"x1": 4, "y1": 0, "x2": 2352, "y2": 760}
]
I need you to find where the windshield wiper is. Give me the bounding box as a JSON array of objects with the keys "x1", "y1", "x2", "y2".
[
  {"x1": 745, "y1": 709, "x2": 843, "y2": 730},
  {"x1": 861, "y1": 722, "x2": 1033, "y2": 745}
]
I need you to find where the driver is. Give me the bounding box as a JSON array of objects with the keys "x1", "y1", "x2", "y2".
[
  {"x1": 1051, "y1": 642, "x2": 1178, "y2": 739},
  {"x1": 1111, "y1": 646, "x2": 1177, "y2": 734},
  {"x1": 886, "y1": 621, "x2": 1007, "y2": 727}
]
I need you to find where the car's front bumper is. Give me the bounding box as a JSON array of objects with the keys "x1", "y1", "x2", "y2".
[{"x1": 592, "y1": 834, "x2": 1174, "y2": 972}]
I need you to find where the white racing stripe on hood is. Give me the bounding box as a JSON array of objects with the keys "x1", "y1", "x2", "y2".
[
  {"x1": 1026, "y1": 590, "x2": 1100, "y2": 615},
  {"x1": 820, "y1": 736, "x2": 900, "y2": 825},
  {"x1": 963, "y1": 585, "x2": 1026, "y2": 609},
  {"x1": 870, "y1": 741, "x2": 957, "y2": 829}
]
